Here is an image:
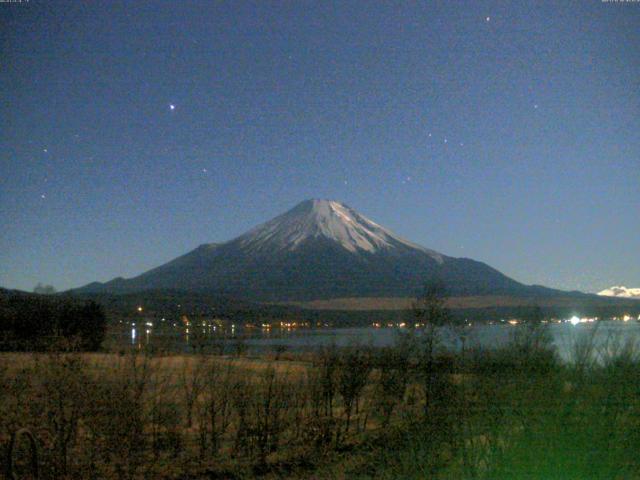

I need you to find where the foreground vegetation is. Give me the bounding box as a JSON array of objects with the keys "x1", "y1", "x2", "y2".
[{"x1": 1, "y1": 320, "x2": 639, "y2": 479}]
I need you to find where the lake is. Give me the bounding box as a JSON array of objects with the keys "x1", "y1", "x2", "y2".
[{"x1": 118, "y1": 320, "x2": 640, "y2": 362}]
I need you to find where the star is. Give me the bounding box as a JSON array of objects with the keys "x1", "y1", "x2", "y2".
[
  {"x1": 202, "y1": 168, "x2": 208, "y2": 173},
  {"x1": 444, "y1": 138, "x2": 448, "y2": 144},
  {"x1": 169, "y1": 104, "x2": 176, "y2": 111},
  {"x1": 486, "y1": 16, "x2": 491, "y2": 22},
  {"x1": 43, "y1": 148, "x2": 48, "y2": 153},
  {"x1": 40, "y1": 194, "x2": 46, "y2": 199},
  {"x1": 534, "y1": 104, "x2": 539, "y2": 109}
]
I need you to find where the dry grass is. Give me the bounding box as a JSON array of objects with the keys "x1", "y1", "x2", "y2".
[{"x1": 2, "y1": 328, "x2": 639, "y2": 480}]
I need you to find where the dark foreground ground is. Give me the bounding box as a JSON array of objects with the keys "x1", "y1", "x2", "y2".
[{"x1": 1, "y1": 325, "x2": 639, "y2": 479}]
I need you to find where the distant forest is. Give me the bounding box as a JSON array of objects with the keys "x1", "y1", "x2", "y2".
[{"x1": 0, "y1": 289, "x2": 106, "y2": 351}]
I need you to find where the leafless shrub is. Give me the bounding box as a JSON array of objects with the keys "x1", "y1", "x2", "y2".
[
  {"x1": 181, "y1": 355, "x2": 207, "y2": 429},
  {"x1": 150, "y1": 401, "x2": 183, "y2": 459},
  {"x1": 374, "y1": 346, "x2": 410, "y2": 427},
  {"x1": 83, "y1": 350, "x2": 153, "y2": 479},
  {"x1": 336, "y1": 346, "x2": 372, "y2": 443},
  {"x1": 231, "y1": 366, "x2": 294, "y2": 465},
  {"x1": 33, "y1": 349, "x2": 88, "y2": 478},
  {"x1": 251, "y1": 366, "x2": 292, "y2": 465},
  {"x1": 300, "y1": 346, "x2": 341, "y2": 449},
  {"x1": 232, "y1": 335, "x2": 248, "y2": 357},
  {"x1": 315, "y1": 345, "x2": 339, "y2": 418},
  {"x1": 197, "y1": 359, "x2": 234, "y2": 459},
  {"x1": 273, "y1": 344, "x2": 289, "y2": 361},
  {"x1": 148, "y1": 358, "x2": 182, "y2": 461}
]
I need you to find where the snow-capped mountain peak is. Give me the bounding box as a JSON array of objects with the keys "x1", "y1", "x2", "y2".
[
  {"x1": 236, "y1": 199, "x2": 444, "y2": 261},
  {"x1": 597, "y1": 286, "x2": 640, "y2": 299}
]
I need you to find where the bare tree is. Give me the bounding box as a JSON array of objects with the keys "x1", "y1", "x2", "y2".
[
  {"x1": 336, "y1": 346, "x2": 372, "y2": 443},
  {"x1": 375, "y1": 345, "x2": 410, "y2": 427},
  {"x1": 197, "y1": 360, "x2": 233, "y2": 458},
  {"x1": 412, "y1": 280, "x2": 452, "y2": 417},
  {"x1": 181, "y1": 355, "x2": 207, "y2": 428}
]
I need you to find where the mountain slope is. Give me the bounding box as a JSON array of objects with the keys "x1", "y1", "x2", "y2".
[{"x1": 75, "y1": 199, "x2": 569, "y2": 301}]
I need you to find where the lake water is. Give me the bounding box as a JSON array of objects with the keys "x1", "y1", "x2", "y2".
[
  {"x1": 120, "y1": 320, "x2": 640, "y2": 362},
  {"x1": 245, "y1": 321, "x2": 640, "y2": 360}
]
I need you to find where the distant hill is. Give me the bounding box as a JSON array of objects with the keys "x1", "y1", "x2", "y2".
[{"x1": 74, "y1": 199, "x2": 583, "y2": 302}]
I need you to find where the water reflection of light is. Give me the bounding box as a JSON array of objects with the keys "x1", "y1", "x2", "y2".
[{"x1": 131, "y1": 328, "x2": 136, "y2": 343}]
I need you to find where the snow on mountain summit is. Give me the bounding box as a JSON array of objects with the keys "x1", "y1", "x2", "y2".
[
  {"x1": 236, "y1": 199, "x2": 444, "y2": 261},
  {"x1": 598, "y1": 286, "x2": 640, "y2": 298}
]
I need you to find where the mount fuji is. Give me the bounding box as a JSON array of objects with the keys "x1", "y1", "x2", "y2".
[{"x1": 75, "y1": 199, "x2": 565, "y2": 301}]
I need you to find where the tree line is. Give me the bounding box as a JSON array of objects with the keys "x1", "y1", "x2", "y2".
[{"x1": 0, "y1": 290, "x2": 106, "y2": 351}]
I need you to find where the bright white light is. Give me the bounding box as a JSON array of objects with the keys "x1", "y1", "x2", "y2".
[
  {"x1": 169, "y1": 104, "x2": 176, "y2": 111},
  {"x1": 131, "y1": 328, "x2": 136, "y2": 340},
  {"x1": 569, "y1": 316, "x2": 580, "y2": 326}
]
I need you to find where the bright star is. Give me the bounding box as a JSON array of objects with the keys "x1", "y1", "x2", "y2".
[
  {"x1": 486, "y1": 16, "x2": 491, "y2": 22},
  {"x1": 169, "y1": 104, "x2": 176, "y2": 111}
]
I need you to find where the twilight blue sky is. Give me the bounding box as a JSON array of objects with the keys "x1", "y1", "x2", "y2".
[{"x1": 1, "y1": 1, "x2": 638, "y2": 293}]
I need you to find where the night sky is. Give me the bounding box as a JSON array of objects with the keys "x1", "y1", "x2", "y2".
[{"x1": 1, "y1": 1, "x2": 638, "y2": 293}]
